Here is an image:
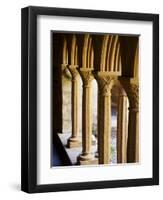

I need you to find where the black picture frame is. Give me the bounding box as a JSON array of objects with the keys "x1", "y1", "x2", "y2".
[{"x1": 21, "y1": 6, "x2": 159, "y2": 193}]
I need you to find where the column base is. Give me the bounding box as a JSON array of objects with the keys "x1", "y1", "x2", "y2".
[
  {"x1": 67, "y1": 136, "x2": 96, "y2": 148},
  {"x1": 67, "y1": 137, "x2": 80, "y2": 148},
  {"x1": 77, "y1": 153, "x2": 98, "y2": 165}
]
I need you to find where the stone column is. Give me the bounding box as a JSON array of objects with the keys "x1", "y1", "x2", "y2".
[
  {"x1": 67, "y1": 65, "x2": 80, "y2": 148},
  {"x1": 95, "y1": 72, "x2": 113, "y2": 164},
  {"x1": 117, "y1": 92, "x2": 128, "y2": 163},
  {"x1": 95, "y1": 93, "x2": 101, "y2": 158},
  {"x1": 78, "y1": 68, "x2": 94, "y2": 164},
  {"x1": 127, "y1": 84, "x2": 139, "y2": 163}
]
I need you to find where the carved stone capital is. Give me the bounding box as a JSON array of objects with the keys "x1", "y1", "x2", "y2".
[
  {"x1": 119, "y1": 78, "x2": 139, "y2": 111},
  {"x1": 79, "y1": 68, "x2": 94, "y2": 87},
  {"x1": 128, "y1": 84, "x2": 139, "y2": 110},
  {"x1": 124, "y1": 83, "x2": 139, "y2": 111},
  {"x1": 95, "y1": 72, "x2": 114, "y2": 96},
  {"x1": 61, "y1": 63, "x2": 72, "y2": 79},
  {"x1": 61, "y1": 63, "x2": 67, "y2": 71},
  {"x1": 67, "y1": 65, "x2": 79, "y2": 81}
]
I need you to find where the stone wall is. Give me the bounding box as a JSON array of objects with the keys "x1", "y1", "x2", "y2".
[{"x1": 62, "y1": 68, "x2": 72, "y2": 134}]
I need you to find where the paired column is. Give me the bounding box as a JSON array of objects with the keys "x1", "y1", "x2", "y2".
[
  {"x1": 126, "y1": 83, "x2": 139, "y2": 163},
  {"x1": 78, "y1": 68, "x2": 94, "y2": 164},
  {"x1": 67, "y1": 65, "x2": 80, "y2": 148},
  {"x1": 95, "y1": 72, "x2": 113, "y2": 164},
  {"x1": 117, "y1": 91, "x2": 128, "y2": 163}
]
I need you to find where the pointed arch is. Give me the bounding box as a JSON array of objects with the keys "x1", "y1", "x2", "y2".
[
  {"x1": 62, "y1": 35, "x2": 68, "y2": 64},
  {"x1": 111, "y1": 81, "x2": 129, "y2": 163},
  {"x1": 82, "y1": 34, "x2": 89, "y2": 68},
  {"x1": 94, "y1": 35, "x2": 121, "y2": 73},
  {"x1": 71, "y1": 35, "x2": 77, "y2": 65},
  {"x1": 100, "y1": 35, "x2": 109, "y2": 71},
  {"x1": 133, "y1": 42, "x2": 139, "y2": 80},
  {"x1": 114, "y1": 41, "x2": 121, "y2": 72},
  {"x1": 80, "y1": 34, "x2": 94, "y2": 69},
  {"x1": 90, "y1": 45, "x2": 94, "y2": 68},
  {"x1": 109, "y1": 35, "x2": 119, "y2": 71},
  {"x1": 67, "y1": 34, "x2": 79, "y2": 66},
  {"x1": 105, "y1": 35, "x2": 113, "y2": 71}
]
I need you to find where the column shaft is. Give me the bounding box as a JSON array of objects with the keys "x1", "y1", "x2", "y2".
[
  {"x1": 117, "y1": 94, "x2": 128, "y2": 163},
  {"x1": 71, "y1": 77, "x2": 79, "y2": 138},
  {"x1": 67, "y1": 65, "x2": 80, "y2": 148},
  {"x1": 95, "y1": 92, "x2": 101, "y2": 158},
  {"x1": 127, "y1": 108, "x2": 139, "y2": 162},
  {"x1": 98, "y1": 92, "x2": 111, "y2": 164},
  {"x1": 78, "y1": 68, "x2": 94, "y2": 164},
  {"x1": 82, "y1": 82, "x2": 92, "y2": 156},
  {"x1": 126, "y1": 84, "x2": 139, "y2": 163},
  {"x1": 95, "y1": 73, "x2": 113, "y2": 164}
]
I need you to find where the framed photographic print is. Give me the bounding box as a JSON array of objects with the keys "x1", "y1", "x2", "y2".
[{"x1": 21, "y1": 6, "x2": 159, "y2": 193}]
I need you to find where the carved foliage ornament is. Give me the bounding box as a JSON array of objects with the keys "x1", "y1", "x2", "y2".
[
  {"x1": 127, "y1": 84, "x2": 139, "y2": 110},
  {"x1": 96, "y1": 75, "x2": 113, "y2": 96},
  {"x1": 79, "y1": 70, "x2": 94, "y2": 87},
  {"x1": 67, "y1": 66, "x2": 79, "y2": 81}
]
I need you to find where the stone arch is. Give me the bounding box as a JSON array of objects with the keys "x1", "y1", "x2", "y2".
[
  {"x1": 97, "y1": 35, "x2": 120, "y2": 72},
  {"x1": 92, "y1": 34, "x2": 121, "y2": 74},
  {"x1": 133, "y1": 43, "x2": 139, "y2": 81},
  {"x1": 111, "y1": 80, "x2": 129, "y2": 163},
  {"x1": 62, "y1": 35, "x2": 68, "y2": 65},
  {"x1": 114, "y1": 41, "x2": 121, "y2": 72},
  {"x1": 100, "y1": 35, "x2": 109, "y2": 71},
  {"x1": 67, "y1": 34, "x2": 79, "y2": 66},
  {"x1": 109, "y1": 35, "x2": 119, "y2": 71},
  {"x1": 87, "y1": 38, "x2": 94, "y2": 68},
  {"x1": 76, "y1": 34, "x2": 94, "y2": 69}
]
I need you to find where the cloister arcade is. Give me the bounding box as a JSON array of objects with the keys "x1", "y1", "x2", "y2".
[{"x1": 52, "y1": 32, "x2": 139, "y2": 165}]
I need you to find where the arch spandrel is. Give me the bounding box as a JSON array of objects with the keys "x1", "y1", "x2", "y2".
[
  {"x1": 52, "y1": 33, "x2": 63, "y2": 67},
  {"x1": 119, "y1": 36, "x2": 139, "y2": 78},
  {"x1": 91, "y1": 35, "x2": 104, "y2": 71}
]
